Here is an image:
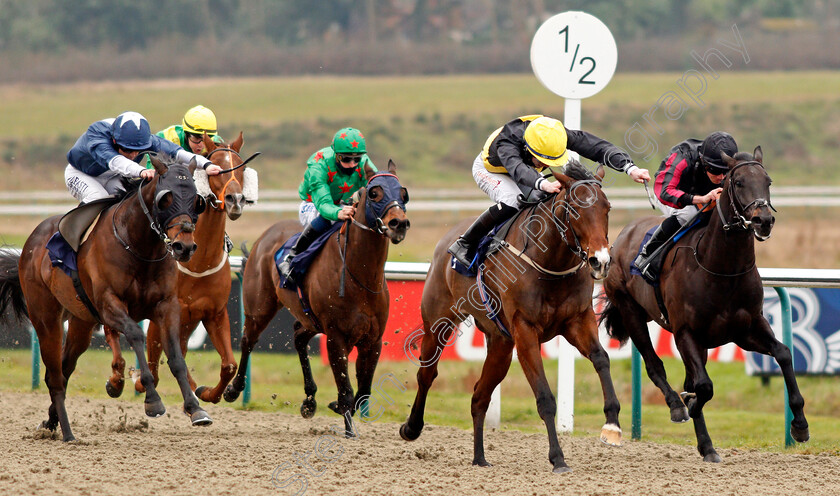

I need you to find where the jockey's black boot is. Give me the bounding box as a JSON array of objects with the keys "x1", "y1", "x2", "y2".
[
  {"x1": 634, "y1": 215, "x2": 682, "y2": 281},
  {"x1": 448, "y1": 202, "x2": 518, "y2": 267},
  {"x1": 277, "y1": 223, "x2": 322, "y2": 282}
]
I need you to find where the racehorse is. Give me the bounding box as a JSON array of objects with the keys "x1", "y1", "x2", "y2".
[
  {"x1": 223, "y1": 160, "x2": 410, "y2": 436},
  {"x1": 600, "y1": 147, "x2": 809, "y2": 462},
  {"x1": 0, "y1": 156, "x2": 212, "y2": 441},
  {"x1": 103, "y1": 133, "x2": 257, "y2": 403},
  {"x1": 400, "y1": 161, "x2": 621, "y2": 474}
]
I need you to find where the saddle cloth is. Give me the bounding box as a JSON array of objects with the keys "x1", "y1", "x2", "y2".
[{"x1": 274, "y1": 222, "x2": 343, "y2": 289}]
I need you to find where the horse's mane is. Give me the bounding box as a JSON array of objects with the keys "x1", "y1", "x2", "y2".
[{"x1": 562, "y1": 159, "x2": 597, "y2": 182}]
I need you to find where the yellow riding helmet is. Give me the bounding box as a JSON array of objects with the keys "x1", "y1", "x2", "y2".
[
  {"x1": 182, "y1": 105, "x2": 218, "y2": 136},
  {"x1": 523, "y1": 116, "x2": 570, "y2": 167}
]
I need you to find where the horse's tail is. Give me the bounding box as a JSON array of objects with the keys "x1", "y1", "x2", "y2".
[
  {"x1": 0, "y1": 248, "x2": 28, "y2": 323},
  {"x1": 598, "y1": 293, "x2": 630, "y2": 345}
]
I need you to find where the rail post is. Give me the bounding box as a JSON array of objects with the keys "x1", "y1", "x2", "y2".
[{"x1": 773, "y1": 287, "x2": 795, "y2": 448}]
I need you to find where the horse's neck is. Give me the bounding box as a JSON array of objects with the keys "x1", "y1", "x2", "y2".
[
  {"x1": 696, "y1": 192, "x2": 755, "y2": 272},
  {"x1": 512, "y1": 201, "x2": 580, "y2": 270},
  {"x1": 185, "y1": 209, "x2": 226, "y2": 269},
  {"x1": 345, "y1": 219, "x2": 389, "y2": 286},
  {"x1": 116, "y1": 183, "x2": 166, "y2": 257}
]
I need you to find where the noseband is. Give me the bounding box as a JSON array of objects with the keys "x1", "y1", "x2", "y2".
[
  {"x1": 348, "y1": 173, "x2": 408, "y2": 236},
  {"x1": 556, "y1": 179, "x2": 604, "y2": 262},
  {"x1": 204, "y1": 148, "x2": 261, "y2": 209},
  {"x1": 716, "y1": 160, "x2": 776, "y2": 236}
]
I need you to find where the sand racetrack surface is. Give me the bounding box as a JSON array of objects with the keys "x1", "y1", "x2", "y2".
[{"x1": 1, "y1": 391, "x2": 838, "y2": 495}]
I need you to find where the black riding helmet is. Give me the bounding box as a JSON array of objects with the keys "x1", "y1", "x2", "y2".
[{"x1": 699, "y1": 131, "x2": 738, "y2": 174}]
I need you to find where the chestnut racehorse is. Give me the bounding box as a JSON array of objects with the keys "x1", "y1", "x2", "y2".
[
  {"x1": 224, "y1": 161, "x2": 410, "y2": 437},
  {"x1": 601, "y1": 147, "x2": 809, "y2": 462},
  {"x1": 400, "y1": 161, "x2": 621, "y2": 473},
  {"x1": 0, "y1": 157, "x2": 211, "y2": 441}
]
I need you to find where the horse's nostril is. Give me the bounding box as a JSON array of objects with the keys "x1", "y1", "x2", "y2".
[{"x1": 389, "y1": 219, "x2": 399, "y2": 230}]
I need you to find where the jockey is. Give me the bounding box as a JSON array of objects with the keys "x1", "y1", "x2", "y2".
[
  {"x1": 448, "y1": 114, "x2": 649, "y2": 267},
  {"x1": 65, "y1": 111, "x2": 223, "y2": 204},
  {"x1": 157, "y1": 105, "x2": 224, "y2": 157},
  {"x1": 277, "y1": 127, "x2": 377, "y2": 282},
  {"x1": 634, "y1": 131, "x2": 738, "y2": 280}
]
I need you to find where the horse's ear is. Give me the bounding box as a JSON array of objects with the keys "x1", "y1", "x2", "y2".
[
  {"x1": 187, "y1": 156, "x2": 199, "y2": 176},
  {"x1": 149, "y1": 153, "x2": 169, "y2": 175},
  {"x1": 231, "y1": 131, "x2": 244, "y2": 153},
  {"x1": 721, "y1": 151, "x2": 737, "y2": 169},
  {"x1": 364, "y1": 162, "x2": 377, "y2": 182},
  {"x1": 204, "y1": 133, "x2": 216, "y2": 155},
  {"x1": 595, "y1": 164, "x2": 606, "y2": 181},
  {"x1": 753, "y1": 145, "x2": 763, "y2": 164},
  {"x1": 387, "y1": 159, "x2": 397, "y2": 175},
  {"x1": 549, "y1": 168, "x2": 574, "y2": 190}
]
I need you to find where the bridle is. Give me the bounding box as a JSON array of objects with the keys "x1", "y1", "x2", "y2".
[
  {"x1": 203, "y1": 148, "x2": 261, "y2": 210},
  {"x1": 347, "y1": 173, "x2": 408, "y2": 236},
  {"x1": 715, "y1": 160, "x2": 776, "y2": 238}
]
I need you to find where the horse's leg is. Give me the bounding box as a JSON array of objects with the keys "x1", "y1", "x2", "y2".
[
  {"x1": 735, "y1": 319, "x2": 809, "y2": 443},
  {"x1": 295, "y1": 322, "x2": 320, "y2": 418},
  {"x1": 673, "y1": 329, "x2": 719, "y2": 462},
  {"x1": 103, "y1": 325, "x2": 127, "y2": 398},
  {"x1": 614, "y1": 295, "x2": 688, "y2": 423},
  {"x1": 195, "y1": 309, "x2": 238, "y2": 404},
  {"x1": 324, "y1": 333, "x2": 356, "y2": 437},
  {"x1": 153, "y1": 303, "x2": 212, "y2": 426},
  {"x1": 351, "y1": 337, "x2": 383, "y2": 419},
  {"x1": 224, "y1": 293, "x2": 278, "y2": 402},
  {"x1": 470, "y1": 332, "x2": 514, "y2": 468},
  {"x1": 400, "y1": 316, "x2": 458, "y2": 441},
  {"x1": 563, "y1": 310, "x2": 622, "y2": 446},
  {"x1": 31, "y1": 311, "x2": 75, "y2": 441},
  {"x1": 109, "y1": 313, "x2": 167, "y2": 419},
  {"x1": 510, "y1": 318, "x2": 570, "y2": 473},
  {"x1": 61, "y1": 317, "x2": 96, "y2": 385},
  {"x1": 134, "y1": 320, "x2": 164, "y2": 394}
]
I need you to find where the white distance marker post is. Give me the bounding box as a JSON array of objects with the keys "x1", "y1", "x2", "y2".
[{"x1": 530, "y1": 11, "x2": 618, "y2": 433}]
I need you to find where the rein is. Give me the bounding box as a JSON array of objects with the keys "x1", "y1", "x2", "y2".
[{"x1": 111, "y1": 182, "x2": 171, "y2": 263}]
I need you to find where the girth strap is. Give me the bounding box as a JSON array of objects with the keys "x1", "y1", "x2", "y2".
[{"x1": 70, "y1": 269, "x2": 102, "y2": 324}]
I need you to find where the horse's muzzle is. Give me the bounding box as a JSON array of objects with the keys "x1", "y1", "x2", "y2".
[
  {"x1": 588, "y1": 248, "x2": 611, "y2": 280},
  {"x1": 751, "y1": 212, "x2": 775, "y2": 241},
  {"x1": 171, "y1": 240, "x2": 197, "y2": 262},
  {"x1": 387, "y1": 218, "x2": 411, "y2": 244},
  {"x1": 225, "y1": 193, "x2": 244, "y2": 221}
]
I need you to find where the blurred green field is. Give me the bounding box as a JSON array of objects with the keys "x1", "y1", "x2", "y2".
[
  {"x1": 2, "y1": 71, "x2": 840, "y2": 191},
  {"x1": 1, "y1": 348, "x2": 838, "y2": 456}
]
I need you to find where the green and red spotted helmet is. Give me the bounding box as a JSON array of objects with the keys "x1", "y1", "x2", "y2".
[{"x1": 332, "y1": 127, "x2": 366, "y2": 154}]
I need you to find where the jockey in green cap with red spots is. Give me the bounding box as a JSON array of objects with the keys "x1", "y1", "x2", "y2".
[{"x1": 277, "y1": 127, "x2": 377, "y2": 282}]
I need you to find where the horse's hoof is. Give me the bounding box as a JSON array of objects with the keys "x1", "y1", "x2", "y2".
[
  {"x1": 144, "y1": 400, "x2": 166, "y2": 418},
  {"x1": 553, "y1": 465, "x2": 572, "y2": 474},
  {"x1": 223, "y1": 384, "x2": 241, "y2": 403},
  {"x1": 300, "y1": 399, "x2": 317, "y2": 419},
  {"x1": 194, "y1": 386, "x2": 213, "y2": 403},
  {"x1": 328, "y1": 401, "x2": 341, "y2": 415},
  {"x1": 703, "y1": 452, "x2": 722, "y2": 463},
  {"x1": 62, "y1": 434, "x2": 77, "y2": 443},
  {"x1": 105, "y1": 379, "x2": 124, "y2": 398},
  {"x1": 671, "y1": 406, "x2": 690, "y2": 423},
  {"x1": 399, "y1": 423, "x2": 422, "y2": 441},
  {"x1": 679, "y1": 391, "x2": 697, "y2": 412},
  {"x1": 791, "y1": 424, "x2": 810, "y2": 443},
  {"x1": 472, "y1": 459, "x2": 492, "y2": 468},
  {"x1": 189, "y1": 409, "x2": 213, "y2": 426},
  {"x1": 599, "y1": 423, "x2": 622, "y2": 446},
  {"x1": 37, "y1": 420, "x2": 56, "y2": 432}
]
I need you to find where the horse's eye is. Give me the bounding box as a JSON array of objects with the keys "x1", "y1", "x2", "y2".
[
  {"x1": 734, "y1": 180, "x2": 742, "y2": 187},
  {"x1": 368, "y1": 186, "x2": 382, "y2": 201}
]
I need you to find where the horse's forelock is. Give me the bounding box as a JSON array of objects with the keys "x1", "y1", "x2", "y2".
[{"x1": 732, "y1": 151, "x2": 754, "y2": 162}]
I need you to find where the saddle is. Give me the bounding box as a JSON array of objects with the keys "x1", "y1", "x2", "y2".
[
  {"x1": 450, "y1": 214, "x2": 519, "y2": 277},
  {"x1": 631, "y1": 211, "x2": 711, "y2": 285},
  {"x1": 59, "y1": 196, "x2": 122, "y2": 251}
]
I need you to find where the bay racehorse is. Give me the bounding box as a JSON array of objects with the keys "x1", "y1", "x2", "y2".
[
  {"x1": 400, "y1": 161, "x2": 621, "y2": 473},
  {"x1": 224, "y1": 160, "x2": 410, "y2": 436},
  {"x1": 600, "y1": 147, "x2": 809, "y2": 461},
  {"x1": 103, "y1": 133, "x2": 258, "y2": 404},
  {"x1": 0, "y1": 156, "x2": 212, "y2": 441}
]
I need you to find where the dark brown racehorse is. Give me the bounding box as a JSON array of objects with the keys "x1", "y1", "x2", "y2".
[
  {"x1": 0, "y1": 156, "x2": 212, "y2": 441},
  {"x1": 102, "y1": 133, "x2": 255, "y2": 404},
  {"x1": 601, "y1": 147, "x2": 809, "y2": 462},
  {"x1": 224, "y1": 160, "x2": 410, "y2": 436},
  {"x1": 400, "y1": 162, "x2": 621, "y2": 474}
]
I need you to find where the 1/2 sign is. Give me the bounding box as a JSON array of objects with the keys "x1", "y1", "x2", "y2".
[{"x1": 530, "y1": 11, "x2": 618, "y2": 99}]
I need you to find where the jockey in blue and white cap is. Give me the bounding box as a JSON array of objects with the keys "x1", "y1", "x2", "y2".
[{"x1": 64, "y1": 111, "x2": 222, "y2": 204}]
